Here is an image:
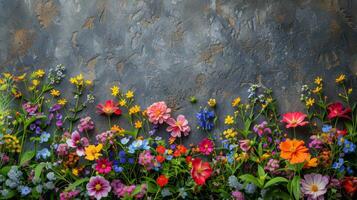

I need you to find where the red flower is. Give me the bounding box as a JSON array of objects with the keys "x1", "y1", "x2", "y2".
[
  {"x1": 337, "y1": 129, "x2": 347, "y2": 137},
  {"x1": 342, "y1": 177, "x2": 357, "y2": 196},
  {"x1": 198, "y1": 138, "x2": 214, "y2": 155},
  {"x1": 186, "y1": 156, "x2": 193, "y2": 164},
  {"x1": 177, "y1": 145, "x2": 187, "y2": 154},
  {"x1": 191, "y1": 158, "x2": 212, "y2": 185},
  {"x1": 156, "y1": 155, "x2": 165, "y2": 163},
  {"x1": 327, "y1": 102, "x2": 351, "y2": 120},
  {"x1": 156, "y1": 175, "x2": 169, "y2": 187},
  {"x1": 281, "y1": 112, "x2": 309, "y2": 128},
  {"x1": 156, "y1": 145, "x2": 166, "y2": 154},
  {"x1": 96, "y1": 100, "x2": 122, "y2": 116},
  {"x1": 95, "y1": 158, "x2": 112, "y2": 174}
]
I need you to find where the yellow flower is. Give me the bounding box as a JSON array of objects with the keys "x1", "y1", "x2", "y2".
[
  {"x1": 312, "y1": 86, "x2": 322, "y2": 94},
  {"x1": 134, "y1": 120, "x2": 142, "y2": 129},
  {"x1": 85, "y1": 80, "x2": 92, "y2": 86},
  {"x1": 69, "y1": 74, "x2": 84, "y2": 86},
  {"x1": 129, "y1": 105, "x2": 141, "y2": 115},
  {"x1": 111, "y1": 86, "x2": 120, "y2": 96},
  {"x1": 224, "y1": 115, "x2": 234, "y2": 125},
  {"x1": 15, "y1": 73, "x2": 26, "y2": 81},
  {"x1": 50, "y1": 89, "x2": 60, "y2": 97},
  {"x1": 126, "y1": 90, "x2": 134, "y2": 99},
  {"x1": 348, "y1": 88, "x2": 353, "y2": 94},
  {"x1": 57, "y1": 98, "x2": 67, "y2": 105},
  {"x1": 72, "y1": 168, "x2": 79, "y2": 176},
  {"x1": 232, "y1": 97, "x2": 241, "y2": 107},
  {"x1": 167, "y1": 149, "x2": 173, "y2": 155},
  {"x1": 32, "y1": 79, "x2": 40, "y2": 87},
  {"x1": 84, "y1": 144, "x2": 103, "y2": 161},
  {"x1": 223, "y1": 128, "x2": 237, "y2": 139},
  {"x1": 314, "y1": 76, "x2": 323, "y2": 85},
  {"x1": 305, "y1": 98, "x2": 315, "y2": 108},
  {"x1": 111, "y1": 125, "x2": 125, "y2": 136},
  {"x1": 335, "y1": 74, "x2": 346, "y2": 84},
  {"x1": 3, "y1": 73, "x2": 12, "y2": 79},
  {"x1": 34, "y1": 69, "x2": 45, "y2": 78},
  {"x1": 260, "y1": 153, "x2": 271, "y2": 161},
  {"x1": 119, "y1": 99, "x2": 127, "y2": 106},
  {"x1": 207, "y1": 98, "x2": 216, "y2": 107}
]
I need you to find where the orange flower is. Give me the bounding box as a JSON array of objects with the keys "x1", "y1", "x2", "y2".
[
  {"x1": 303, "y1": 155, "x2": 318, "y2": 169},
  {"x1": 279, "y1": 139, "x2": 309, "y2": 164}
]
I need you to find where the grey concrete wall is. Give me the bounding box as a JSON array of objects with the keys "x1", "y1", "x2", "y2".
[{"x1": 1, "y1": 0, "x2": 357, "y2": 143}]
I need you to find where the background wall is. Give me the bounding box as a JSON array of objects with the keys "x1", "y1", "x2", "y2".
[{"x1": 1, "y1": 0, "x2": 357, "y2": 143}]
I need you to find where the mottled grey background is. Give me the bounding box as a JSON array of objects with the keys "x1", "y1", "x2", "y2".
[{"x1": 1, "y1": 0, "x2": 357, "y2": 143}]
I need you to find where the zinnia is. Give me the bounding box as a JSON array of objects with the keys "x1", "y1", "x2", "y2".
[
  {"x1": 301, "y1": 173, "x2": 329, "y2": 200},
  {"x1": 198, "y1": 138, "x2": 214, "y2": 155},
  {"x1": 281, "y1": 112, "x2": 309, "y2": 128},
  {"x1": 95, "y1": 158, "x2": 112, "y2": 174},
  {"x1": 156, "y1": 175, "x2": 169, "y2": 187},
  {"x1": 191, "y1": 158, "x2": 212, "y2": 185},
  {"x1": 327, "y1": 102, "x2": 351, "y2": 120},
  {"x1": 166, "y1": 115, "x2": 191, "y2": 137},
  {"x1": 146, "y1": 101, "x2": 171, "y2": 124},
  {"x1": 96, "y1": 100, "x2": 122, "y2": 116},
  {"x1": 86, "y1": 176, "x2": 111, "y2": 200},
  {"x1": 85, "y1": 144, "x2": 103, "y2": 161},
  {"x1": 279, "y1": 139, "x2": 309, "y2": 164}
]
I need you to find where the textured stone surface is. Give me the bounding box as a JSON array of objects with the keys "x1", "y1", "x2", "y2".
[{"x1": 1, "y1": 0, "x2": 357, "y2": 143}]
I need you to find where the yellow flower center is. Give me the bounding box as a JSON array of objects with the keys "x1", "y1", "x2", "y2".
[
  {"x1": 95, "y1": 183, "x2": 102, "y2": 191},
  {"x1": 311, "y1": 184, "x2": 318, "y2": 192}
]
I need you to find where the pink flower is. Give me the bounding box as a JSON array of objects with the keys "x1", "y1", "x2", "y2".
[
  {"x1": 95, "y1": 158, "x2": 112, "y2": 174},
  {"x1": 78, "y1": 116, "x2": 95, "y2": 132},
  {"x1": 281, "y1": 112, "x2": 309, "y2": 128},
  {"x1": 301, "y1": 173, "x2": 329, "y2": 200},
  {"x1": 56, "y1": 143, "x2": 69, "y2": 156},
  {"x1": 199, "y1": 138, "x2": 214, "y2": 155},
  {"x1": 96, "y1": 131, "x2": 115, "y2": 145},
  {"x1": 66, "y1": 131, "x2": 89, "y2": 156},
  {"x1": 60, "y1": 190, "x2": 80, "y2": 200},
  {"x1": 146, "y1": 101, "x2": 171, "y2": 124},
  {"x1": 253, "y1": 121, "x2": 271, "y2": 137},
  {"x1": 86, "y1": 176, "x2": 111, "y2": 200},
  {"x1": 166, "y1": 115, "x2": 191, "y2": 137},
  {"x1": 327, "y1": 102, "x2": 351, "y2": 120},
  {"x1": 138, "y1": 150, "x2": 154, "y2": 170},
  {"x1": 232, "y1": 190, "x2": 245, "y2": 200},
  {"x1": 239, "y1": 139, "x2": 251, "y2": 152},
  {"x1": 111, "y1": 180, "x2": 147, "y2": 199}
]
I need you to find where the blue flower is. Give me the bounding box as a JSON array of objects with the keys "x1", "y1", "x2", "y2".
[
  {"x1": 343, "y1": 140, "x2": 356, "y2": 154},
  {"x1": 245, "y1": 183, "x2": 257, "y2": 194},
  {"x1": 196, "y1": 108, "x2": 215, "y2": 131},
  {"x1": 18, "y1": 186, "x2": 31, "y2": 196},
  {"x1": 166, "y1": 155, "x2": 173, "y2": 161},
  {"x1": 114, "y1": 166, "x2": 123, "y2": 173},
  {"x1": 347, "y1": 166, "x2": 354, "y2": 175},
  {"x1": 120, "y1": 137, "x2": 130, "y2": 145},
  {"x1": 36, "y1": 148, "x2": 51, "y2": 160},
  {"x1": 322, "y1": 125, "x2": 332, "y2": 133},
  {"x1": 332, "y1": 158, "x2": 345, "y2": 173},
  {"x1": 39, "y1": 132, "x2": 50, "y2": 143},
  {"x1": 128, "y1": 158, "x2": 135, "y2": 164},
  {"x1": 128, "y1": 139, "x2": 150, "y2": 154}
]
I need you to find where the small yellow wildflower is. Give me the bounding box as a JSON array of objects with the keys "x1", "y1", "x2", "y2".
[
  {"x1": 232, "y1": 97, "x2": 241, "y2": 107},
  {"x1": 305, "y1": 98, "x2": 315, "y2": 108},
  {"x1": 3, "y1": 73, "x2": 12, "y2": 79},
  {"x1": 348, "y1": 88, "x2": 353, "y2": 94},
  {"x1": 224, "y1": 115, "x2": 234, "y2": 125},
  {"x1": 72, "y1": 168, "x2": 79, "y2": 176},
  {"x1": 167, "y1": 149, "x2": 173, "y2": 155},
  {"x1": 50, "y1": 89, "x2": 60, "y2": 97},
  {"x1": 70, "y1": 74, "x2": 84, "y2": 86},
  {"x1": 119, "y1": 99, "x2": 127, "y2": 106},
  {"x1": 57, "y1": 98, "x2": 67, "y2": 105},
  {"x1": 223, "y1": 128, "x2": 237, "y2": 139},
  {"x1": 32, "y1": 79, "x2": 40, "y2": 87},
  {"x1": 207, "y1": 98, "x2": 216, "y2": 107},
  {"x1": 84, "y1": 144, "x2": 103, "y2": 161},
  {"x1": 314, "y1": 76, "x2": 323, "y2": 85},
  {"x1": 85, "y1": 80, "x2": 92, "y2": 86},
  {"x1": 129, "y1": 105, "x2": 141, "y2": 115},
  {"x1": 111, "y1": 86, "x2": 120, "y2": 96},
  {"x1": 15, "y1": 73, "x2": 26, "y2": 81},
  {"x1": 134, "y1": 120, "x2": 142, "y2": 129},
  {"x1": 34, "y1": 69, "x2": 45, "y2": 78},
  {"x1": 335, "y1": 74, "x2": 346, "y2": 84},
  {"x1": 126, "y1": 90, "x2": 134, "y2": 99},
  {"x1": 111, "y1": 125, "x2": 125, "y2": 136},
  {"x1": 312, "y1": 86, "x2": 322, "y2": 94}
]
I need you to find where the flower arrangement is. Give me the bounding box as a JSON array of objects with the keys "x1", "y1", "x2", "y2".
[{"x1": 0, "y1": 67, "x2": 356, "y2": 200}]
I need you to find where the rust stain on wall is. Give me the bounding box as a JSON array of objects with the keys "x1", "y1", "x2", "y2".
[
  {"x1": 82, "y1": 17, "x2": 95, "y2": 29},
  {"x1": 200, "y1": 44, "x2": 224, "y2": 64},
  {"x1": 35, "y1": 0, "x2": 58, "y2": 28},
  {"x1": 86, "y1": 56, "x2": 99, "y2": 80},
  {"x1": 10, "y1": 29, "x2": 35, "y2": 57}
]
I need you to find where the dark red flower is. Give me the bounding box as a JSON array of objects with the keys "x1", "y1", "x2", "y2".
[
  {"x1": 327, "y1": 102, "x2": 351, "y2": 120},
  {"x1": 96, "y1": 100, "x2": 122, "y2": 116},
  {"x1": 342, "y1": 177, "x2": 357, "y2": 196},
  {"x1": 191, "y1": 158, "x2": 212, "y2": 185},
  {"x1": 156, "y1": 175, "x2": 169, "y2": 187},
  {"x1": 336, "y1": 129, "x2": 347, "y2": 137}
]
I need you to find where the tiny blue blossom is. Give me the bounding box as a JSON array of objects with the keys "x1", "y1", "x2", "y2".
[
  {"x1": 36, "y1": 148, "x2": 51, "y2": 160},
  {"x1": 40, "y1": 132, "x2": 50, "y2": 143}
]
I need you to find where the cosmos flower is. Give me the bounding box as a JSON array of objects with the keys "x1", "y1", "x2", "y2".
[
  {"x1": 66, "y1": 131, "x2": 89, "y2": 156},
  {"x1": 327, "y1": 102, "x2": 351, "y2": 120},
  {"x1": 281, "y1": 112, "x2": 309, "y2": 128},
  {"x1": 198, "y1": 138, "x2": 214, "y2": 155},
  {"x1": 96, "y1": 100, "x2": 122, "y2": 116},
  {"x1": 95, "y1": 158, "x2": 112, "y2": 174},
  {"x1": 86, "y1": 176, "x2": 111, "y2": 200},
  {"x1": 166, "y1": 115, "x2": 191, "y2": 137},
  {"x1": 301, "y1": 173, "x2": 329, "y2": 200}
]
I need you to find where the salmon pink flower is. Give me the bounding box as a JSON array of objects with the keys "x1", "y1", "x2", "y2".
[
  {"x1": 301, "y1": 173, "x2": 329, "y2": 200},
  {"x1": 166, "y1": 115, "x2": 191, "y2": 137},
  {"x1": 281, "y1": 112, "x2": 309, "y2": 128},
  {"x1": 95, "y1": 158, "x2": 112, "y2": 174},
  {"x1": 66, "y1": 131, "x2": 89, "y2": 156},
  {"x1": 327, "y1": 102, "x2": 351, "y2": 120},
  {"x1": 199, "y1": 138, "x2": 214, "y2": 155},
  {"x1": 86, "y1": 176, "x2": 111, "y2": 200},
  {"x1": 96, "y1": 100, "x2": 122, "y2": 116},
  {"x1": 147, "y1": 101, "x2": 171, "y2": 124},
  {"x1": 191, "y1": 158, "x2": 212, "y2": 185}
]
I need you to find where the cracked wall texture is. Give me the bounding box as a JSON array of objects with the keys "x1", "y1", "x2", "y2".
[{"x1": 1, "y1": 0, "x2": 357, "y2": 143}]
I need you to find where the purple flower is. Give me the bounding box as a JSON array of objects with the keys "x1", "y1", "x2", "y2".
[
  {"x1": 253, "y1": 121, "x2": 271, "y2": 137},
  {"x1": 78, "y1": 117, "x2": 95, "y2": 132},
  {"x1": 301, "y1": 173, "x2": 329, "y2": 200},
  {"x1": 86, "y1": 176, "x2": 111, "y2": 200},
  {"x1": 265, "y1": 159, "x2": 280, "y2": 173},
  {"x1": 232, "y1": 190, "x2": 245, "y2": 200},
  {"x1": 308, "y1": 135, "x2": 323, "y2": 149},
  {"x1": 49, "y1": 104, "x2": 61, "y2": 112},
  {"x1": 22, "y1": 102, "x2": 38, "y2": 115}
]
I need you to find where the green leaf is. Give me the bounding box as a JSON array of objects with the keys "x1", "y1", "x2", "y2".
[
  {"x1": 288, "y1": 176, "x2": 300, "y2": 200},
  {"x1": 65, "y1": 178, "x2": 89, "y2": 191},
  {"x1": 20, "y1": 150, "x2": 35, "y2": 166},
  {"x1": 144, "y1": 177, "x2": 159, "y2": 193},
  {"x1": 34, "y1": 162, "x2": 46, "y2": 180},
  {"x1": 0, "y1": 166, "x2": 12, "y2": 176},
  {"x1": 239, "y1": 174, "x2": 261, "y2": 188},
  {"x1": 264, "y1": 177, "x2": 288, "y2": 188},
  {"x1": 258, "y1": 165, "x2": 265, "y2": 177}
]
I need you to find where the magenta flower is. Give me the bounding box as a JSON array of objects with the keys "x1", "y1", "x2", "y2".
[
  {"x1": 56, "y1": 143, "x2": 69, "y2": 156},
  {"x1": 22, "y1": 102, "x2": 38, "y2": 115},
  {"x1": 111, "y1": 180, "x2": 147, "y2": 199},
  {"x1": 301, "y1": 173, "x2": 329, "y2": 200},
  {"x1": 232, "y1": 190, "x2": 245, "y2": 200},
  {"x1": 253, "y1": 121, "x2": 271, "y2": 137},
  {"x1": 78, "y1": 116, "x2": 95, "y2": 132},
  {"x1": 146, "y1": 101, "x2": 171, "y2": 124},
  {"x1": 66, "y1": 131, "x2": 89, "y2": 156},
  {"x1": 59, "y1": 190, "x2": 80, "y2": 200},
  {"x1": 198, "y1": 138, "x2": 214, "y2": 155},
  {"x1": 239, "y1": 139, "x2": 251, "y2": 152},
  {"x1": 96, "y1": 131, "x2": 115, "y2": 145},
  {"x1": 138, "y1": 150, "x2": 154, "y2": 170},
  {"x1": 86, "y1": 176, "x2": 111, "y2": 200},
  {"x1": 166, "y1": 115, "x2": 191, "y2": 137},
  {"x1": 95, "y1": 158, "x2": 112, "y2": 174}
]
